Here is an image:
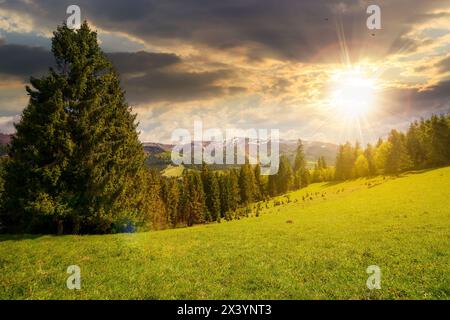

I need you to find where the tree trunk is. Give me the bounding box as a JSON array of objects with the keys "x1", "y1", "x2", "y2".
[
  {"x1": 73, "y1": 218, "x2": 80, "y2": 234},
  {"x1": 57, "y1": 219, "x2": 64, "y2": 235}
]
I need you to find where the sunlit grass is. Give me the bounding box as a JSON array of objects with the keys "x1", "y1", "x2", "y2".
[{"x1": 0, "y1": 167, "x2": 449, "y2": 299}]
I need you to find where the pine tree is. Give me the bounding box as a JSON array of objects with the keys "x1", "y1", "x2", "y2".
[
  {"x1": 161, "y1": 178, "x2": 180, "y2": 227},
  {"x1": 238, "y1": 164, "x2": 256, "y2": 205},
  {"x1": 354, "y1": 154, "x2": 369, "y2": 177},
  {"x1": 428, "y1": 115, "x2": 450, "y2": 166},
  {"x1": 2, "y1": 23, "x2": 146, "y2": 234},
  {"x1": 406, "y1": 121, "x2": 426, "y2": 168},
  {"x1": 218, "y1": 173, "x2": 230, "y2": 218},
  {"x1": 136, "y1": 169, "x2": 166, "y2": 231},
  {"x1": 182, "y1": 170, "x2": 206, "y2": 226},
  {"x1": 334, "y1": 142, "x2": 356, "y2": 180},
  {"x1": 385, "y1": 130, "x2": 412, "y2": 174},
  {"x1": 311, "y1": 162, "x2": 321, "y2": 183},
  {"x1": 208, "y1": 173, "x2": 221, "y2": 221},
  {"x1": 201, "y1": 164, "x2": 221, "y2": 221},
  {"x1": 364, "y1": 143, "x2": 377, "y2": 175},
  {"x1": 311, "y1": 156, "x2": 330, "y2": 182},
  {"x1": 319, "y1": 156, "x2": 327, "y2": 169},
  {"x1": 293, "y1": 139, "x2": 307, "y2": 189},
  {"x1": 334, "y1": 145, "x2": 344, "y2": 180},
  {"x1": 277, "y1": 155, "x2": 293, "y2": 194},
  {"x1": 374, "y1": 140, "x2": 392, "y2": 173},
  {"x1": 268, "y1": 173, "x2": 277, "y2": 197},
  {"x1": 228, "y1": 169, "x2": 240, "y2": 212},
  {"x1": 253, "y1": 164, "x2": 265, "y2": 201}
]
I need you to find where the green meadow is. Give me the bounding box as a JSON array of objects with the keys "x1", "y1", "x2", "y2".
[{"x1": 1, "y1": 167, "x2": 449, "y2": 300}]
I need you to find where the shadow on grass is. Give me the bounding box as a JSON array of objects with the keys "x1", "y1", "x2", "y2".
[
  {"x1": 322, "y1": 180, "x2": 344, "y2": 187},
  {"x1": 400, "y1": 167, "x2": 440, "y2": 175},
  {"x1": 322, "y1": 167, "x2": 443, "y2": 188},
  {"x1": 0, "y1": 234, "x2": 51, "y2": 242},
  {"x1": 387, "y1": 167, "x2": 441, "y2": 180}
]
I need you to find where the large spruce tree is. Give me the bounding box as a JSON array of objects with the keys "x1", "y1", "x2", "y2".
[{"x1": 1, "y1": 23, "x2": 146, "y2": 234}]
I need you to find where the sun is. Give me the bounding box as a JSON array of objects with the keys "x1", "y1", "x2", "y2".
[{"x1": 329, "y1": 68, "x2": 377, "y2": 119}]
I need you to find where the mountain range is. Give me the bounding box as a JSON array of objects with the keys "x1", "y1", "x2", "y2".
[
  {"x1": 143, "y1": 139, "x2": 338, "y2": 168},
  {"x1": 0, "y1": 133, "x2": 338, "y2": 167}
]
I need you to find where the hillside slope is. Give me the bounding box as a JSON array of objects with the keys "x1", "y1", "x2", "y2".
[{"x1": 0, "y1": 167, "x2": 449, "y2": 299}]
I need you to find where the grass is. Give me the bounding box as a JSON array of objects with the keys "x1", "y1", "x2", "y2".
[
  {"x1": 161, "y1": 164, "x2": 185, "y2": 177},
  {"x1": 0, "y1": 167, "x2": 449, "y2": 299}
]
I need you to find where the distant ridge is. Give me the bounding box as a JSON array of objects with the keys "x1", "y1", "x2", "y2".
[
  {"x1": 143, "y1": 139, "x2": 339, "y2": 166},
  {"x1": 1, "y1": 135, "x2": 338, "y2": 165}
]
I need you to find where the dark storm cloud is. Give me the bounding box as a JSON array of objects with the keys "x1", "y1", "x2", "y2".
[
  {"x1": 417, "y1": 81, "x2": 450, "y2": 105},
  {"x1": 107, "y1": 51, "x2": 239, "y2": 103},
  {"x1": 0, "y1": 42, "x2": 236, "y2": 103},
  {"x1": 108, "y1": 51, "x2": 181, "y2": 73},
  {"x1": 123, "y1": 69, "x2": 238, "y2": 104},
  {"x1": 1, "y1": 0, "x2": 447, "y2": 62},
  {"x1": 0, "y1": 44, "x2": 182, "y2": 78},
  {"x1": 1, "y1": 1, "x2": 448, "y2": 104},
  {"x1": 385, "y1": 81, "x2": 450, "y2": 115},
  {"x1": 0, "y1": 43, "x2": 53, "y2": 78}
]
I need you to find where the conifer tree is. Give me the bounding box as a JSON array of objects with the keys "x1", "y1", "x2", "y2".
[
  {"x1": 385, "y1": 129, "x2": 412, "y2": 174},
  {"x1": 228, "y1": 169, "x2": 241, "y2": 212},
  {"x1": 268, "y1": 173, "x2": 277, "y2": 197},
  {"x1": 406, "y1": 121, "x2": 426, "y2": 168},
  {"x1": 428, "y1": 115, "x2": 450, "y2": 166},
  {"x1": 354, "y1": 154, "x2": 369, "y2": 177},
  {"x1": 293, "y1": 139, "x2": 307, "y2": 189},
  {"x1": 1, "y1": 23, "x2": 145, "y2": 234},
  {"x1": 319, "y1": 156, "x2": 327, "y2": 170},
  {"x1": 161, "y1": 178, "x2": 180, "y2": 227},
  {"x1": 238, "y1": 164, "x2": 256, "y2": 205},
  {"x1": 208, "y1": 173, "x2": 221, "y2": 221},
  {"x1": 374, "y1": 140, "x2": 391, "y2": 173},
  {"x1": 364, "y1": 144, "x2": 377, "y2": 175},
  {"x1": 276, "y1": 155, "x2": 293, "y2": 194},
  {"x1": 218, "y1": 173, "x2": 231, "y2": 217},
  {"x1": 182, "y1": 170, "x2": 206, "y2": 226},
  {"x1": 334, "y1": 142, "x2": 356, "y2": 180},
  {"x1": 253, "y1": 164, "x2": 265, "y2": 201},
  {"x1": 201, "y1": 163, "x2": 221, "y2": 221},
  {"x1": 136, "y1": 169, "x2": 166, "y2": 231}
]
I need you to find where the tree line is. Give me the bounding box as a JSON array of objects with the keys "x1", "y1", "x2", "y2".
[
  {"x1": 0, "y1": 22, "x2": 310, "y2": 234},
  {"x1": 124, "y1": 139, "x2": 311, "y2": 230},
  {"x1": 334, "y1": 114, "x2": 450, "y2": 180},
  {"x1": 134, "y1": 111, "x2": 450, "y2": 231},
  {"x1": 0, "y1": 22, "x2": 448, "y2": 234},
  {"x1": 150, "y1": 140, "x2": 312, "y2": 230}
]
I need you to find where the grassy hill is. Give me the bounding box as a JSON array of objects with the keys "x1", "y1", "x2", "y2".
[{"x1": 1, "y1": 167, "x2": 449, "y2": 299}]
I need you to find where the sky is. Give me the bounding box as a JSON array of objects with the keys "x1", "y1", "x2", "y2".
[{"x1": 0, "y1": 0, "x2": 449, "y2": 144}]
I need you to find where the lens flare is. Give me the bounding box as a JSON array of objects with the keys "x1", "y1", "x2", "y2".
[{"x1": 329, "y1": 68, "x2": 377, "y2": 119}]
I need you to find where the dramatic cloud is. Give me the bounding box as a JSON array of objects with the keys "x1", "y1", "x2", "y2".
[
  {"x1": 123, "y1": 69, "x2": 240, "y2": 104},
  {"x1": 0, "y1": 0, "x2": 449, "y2": 142},
  {"x1": 384, "y1": 80, "x2": 450, "y2": 116},
  {"x1": 108, "y1": 51, "x2": 181, "y2": 73},
  {"x1": 0, "y1": 43, "x2": 241, "y2": 104},
  {"x1": 435, "y1": 55, "x2": 450, "y2": 72},
  {"x1": 0, "y1": 43, "x2": 53, "y2": 78},
  {"x1": 1, "y1": 0, "x2": 448, "y2": 62},
  {"x1": 108, "y1": 51, "x2": 243, "y2": 103}
]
